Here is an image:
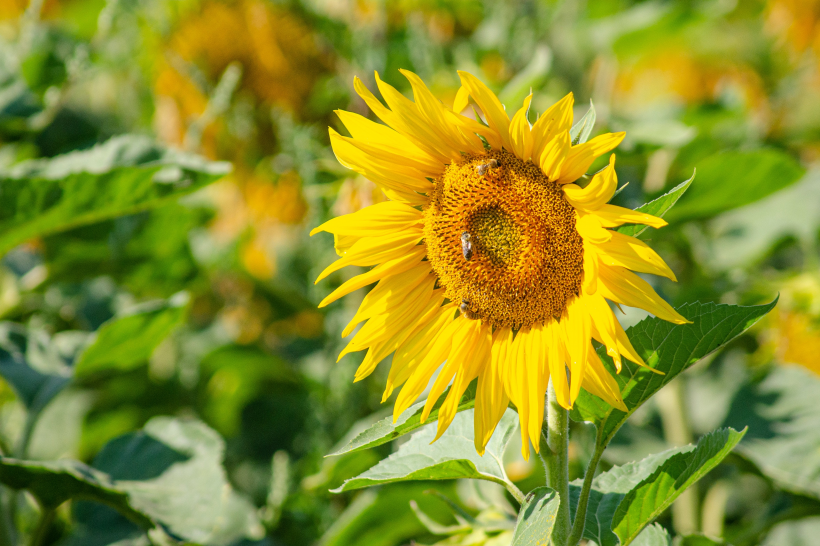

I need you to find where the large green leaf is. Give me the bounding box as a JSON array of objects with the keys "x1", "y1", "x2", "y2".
[
  {"x1": 571, "y1": 299, "x2": 776, "y2": 447},
  {"x1": 0, "y1": 418, "x2": 261, "y2": 544},
  {"x1": 0, "y1": 457, "x2": 150, "y2": 526},
  {"x1": 0, "y1": 135, "x2": 230, "y2": 255},
  {"x1": 725, "y1": 365, "x2": 820, "y2": 499},
  {"x1": 617, "y1": 173, "x2": 695, "y2": 238},
  {"x1": 74, "y1": 295, "x2": 188, "y2": 376},
  {"x1": 612, "y1": 428, "x2": 745, "y2": 545},
  {"x1": 332, "y1": 409, "x2": 517, "y2": 492},
  {"x1": 570, "y1": 429, "x2": 744, "y2": 546},
  {"x1": 664, "y1": 149, "x2": 804, "y2": 222},
  {"x1": 510, "y1": 487, "x2": 560, "y2": 546},
  {"x1": 330, "y1": 383, "x2": 478, "y2": 457}
]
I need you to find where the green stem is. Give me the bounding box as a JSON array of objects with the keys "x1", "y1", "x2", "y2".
[
  {"x1": 544, "y1": 379, "x2": 570, "y2": 546},
  {"x1": 567, "y1": 434, "x2": 605, "y2": 546},
  {"x1": 29, "y1": 506, "x2": 53, "y2": 546}
]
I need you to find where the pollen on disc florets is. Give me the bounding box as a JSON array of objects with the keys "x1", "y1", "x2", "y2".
[{"x1": 423, "y1": 149, "x2": 584, "y2": 330}]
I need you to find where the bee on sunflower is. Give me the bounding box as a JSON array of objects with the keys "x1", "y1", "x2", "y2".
[{"x1": 313, "y1": 70, "x2": 688, "y2": 459}]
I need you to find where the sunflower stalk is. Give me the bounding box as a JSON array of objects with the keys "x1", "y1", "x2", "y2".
[{"x1": 544, "y1": 379, "x2": 571, "y2": 546}]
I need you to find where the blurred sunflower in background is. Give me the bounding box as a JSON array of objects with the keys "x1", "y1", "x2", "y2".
[{"x1": 314, "y1": 70, "x2": 689, "y2": 458}]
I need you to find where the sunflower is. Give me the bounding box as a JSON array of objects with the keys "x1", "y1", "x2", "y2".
[{"x1": 313, "y1": 70, "x2": 688, "y2": 458}]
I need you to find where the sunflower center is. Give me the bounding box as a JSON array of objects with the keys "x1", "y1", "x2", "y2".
[{"x1": 423, "y1": 149, "x2": 584, "y2": 329}]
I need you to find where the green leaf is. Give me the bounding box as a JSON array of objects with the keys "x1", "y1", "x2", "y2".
[
  {"x1": 631, "y1": 523, "x2": 672, "y2": 546},
  {"x1": 511, "y1": 487, "x2": 560, "y2": 545},
  {"x1": 74, "y1": 295, "x2": 188, "y2": 376},
  {"x1": 329, "y1": 382, "x2": 478, "y2": 457},
  {"x1": 332, "y1": 409, "x2": 517, "y2": 492},
  {"x1": 0, "y1": 346, "x2": 69, "y2": 416},
  {"x1": 571, "y1": 101, "x2": 596, "y2": 145},
  {"x1": 725, "y1": 365, "x2": 820, "y2": 499},
  {"x1": 664, "y1": 149, "x2": 805, "y2": 222},
  {"x1": 0, "y1": 418, "x2": 262, "y2": 544},
  {"x1": 0, "y1": 135, "x2": 230, "y2": 256},
  {"x1": 612, "y1": 428, "x2": 746, "y2": 545},
  {"x1": 0, "y1": 457, "x2": 151, "y2": 526},
  {"x1": 571, "y1": 299, "x2": 777, "y2": 448},
  {"x1": 617, "y1": 172, "x2": 695, "y2": 238}
]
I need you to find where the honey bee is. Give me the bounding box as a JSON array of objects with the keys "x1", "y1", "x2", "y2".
[
  {"x1": 460, "y1": 231, "x2": 473, "y2": 260},
  {"x1": 475, "y1": 158, "x2": 499, "y2": 176},
  {"x1": 459, "y1": 298, "x2": 480, "y2": 320}
]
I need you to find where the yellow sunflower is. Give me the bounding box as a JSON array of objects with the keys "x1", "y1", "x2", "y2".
[{"x1": 313, "y1": 70, "x2": 688, "y2": 458}]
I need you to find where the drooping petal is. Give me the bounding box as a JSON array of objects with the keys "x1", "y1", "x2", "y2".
[
  {"x1": 576, "y1": 211, "x2": 612, "y2": 244},
  {"x1": 545, "y1": 319, "x2": 571, "y2": 410},
  {"x1": 509, "y1": 93, "x2": 533, "y2": 160},
  {"x1": 581, "y1": 350, "x2": 627, "y2": 411},
  {"x1": 583, "y1": 241, "x2": 599, "y2": 295},
  {"x1": 457, "y1": 71, "x2": 511, "y2": 151},
  {"x1": 585, "y1": 293, "x2": 623, "y2": 372},
  {"x1": 598, "y1": 265, "x2": 690, "y2": 325},
  {"x1": 383, "y1": 305, "x2": 456, "y2": 401},
  {"x1": 563, "y1": 297, "x2": 591, "y2": 405},
  {"x1": 557, "y1": 132, "x2": 625, "y2": 185},
  {"x1": 562, "y1": 154, "x2": 617, "y2": 210},
  {"x1": 596, "y1": 231, "x2": 677, "y2": 281},
  {"x1": 525, "y1": 325, "x2": 549, "y2": 453},
  {"x1": 475, "y1": 327, "x2": 512, "y2": 454},
  {"x1": 531, "y1": 92, "x2": 573, "y2": 161},
  {"x1": 435, "y1": 322, "x2": 492, "y2": 441}
]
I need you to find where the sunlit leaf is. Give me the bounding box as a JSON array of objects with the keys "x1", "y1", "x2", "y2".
[
  {"x1": 571, "y1": 299, "x2": 777, "y2": 447},
  {"x1": 332, "y1": 409, "x2": 517, "y2": 492},
  {"x1": 571, "y1": 101, "x2": 596, "y2": 145},
  {"x1": 617, "y1": 173, "x2": 695, "y2": 238},
  {"x1": 665, "y1": 149, "x2": 804, "y2": 222},
  {"x1": 330, "y1": 383, "x2": 478, "y2": 457},
  {"x1": 612, "y1": 428, "x2": 745, "y2": 545},
  {"x1": 631, "y1": 523, "x2": 672, "y2": 546}
]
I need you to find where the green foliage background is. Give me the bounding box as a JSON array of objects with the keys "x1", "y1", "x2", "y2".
[{"x1": 0, "y1": 0, "x2": 819, "y2": 544}]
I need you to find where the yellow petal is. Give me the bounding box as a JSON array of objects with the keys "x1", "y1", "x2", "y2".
[
  {"x1": 375, "y1": 72, "x2": 462, "y2": 162},
  {"x1": 393, "y1": 315, "x2": 463, "y2": 420},
  {"x1": 311, "y1": 200, "x2": 423, "y2": 237},
  {"x1": 539, "y1": 132, "x2": 570, "y2": 180},
  {"x1": 563, "y1": 297, "x2": 591, "y2": 405},
  {"x1": 593, "y1": 204, "x2": 668, "y2": 229},
  {"x1": 342, "y1": 265, "x2": 433, "y2": 336},
  {"x1": 583, "y1": 241, "x2": 599, "y2": 295},
  {"x1": 353, "y1": 76, "x2": 451, "y2": 164},
  {"x1": 557, "y1": 132, "x2": 625, "y2": 185},
  {"x1": 531, "y1": 92, "x2": 574, "y2": 161},
  {"x1": 457, "y1": 71, "x2": 511, "y2": 151},
  {"x1": 525, "y1": 325, "x2": 549, "y2": 453},
  {"x1": 598, "y1": 265, "x2": 690, "y2": 325},
  {"x1": 384, "y1": 305, "x2": 456, "y2": 401},
  {"x1": 509, "y1": 93, "x2": 533, "y2": 160},
  {"x1": 505, "y1": 329, "x2": 532, "y2": 459},
  {"x1": 585, "y1": 293, "x2": 623, "y2": 372},
  {"x1": 318, "y1": 246, "x2": 427, "y2": 308},
  {"x1": 453, "y1": 85, "x2": 470, "y2": 113},
  {"x1": 475, "y1": 327, "x2": 512, "y2": 454},
  {"x1": 315, "y1": 230, "x2": 424, "y2": 283},
  {"x1": 335, "y1": 109, "x2": 443, "y2": 174},
  {"x1": 576, "y1": 212, "x2": 612, "y2": 244},
  {"x1": 596, "y1": 231, "x2": 677, "y2": 281},
  {"x1": 562, "y1": 154, "x2": 617, "y2": 210},
  {"x1": 435, "y1": 323, "x2": 492, "y2": 441},
  {"x1": 401, "y1": 69, "x2": 484, "y2": 155},
  {"x1": 545, "y1": 319, "x2": 571, "y2": 409},
  {"x1": 581, "y1": 350, "x2": 627, "y2": 411}
]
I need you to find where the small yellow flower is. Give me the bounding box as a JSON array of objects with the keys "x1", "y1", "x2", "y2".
[{"x1": 313, "y1": 71, "x2": 687, "y2": 458}]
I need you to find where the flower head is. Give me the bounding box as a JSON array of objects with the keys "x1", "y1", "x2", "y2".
[{"x1": 314, "y1": 70, "x2": 688, "y2": 458}]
